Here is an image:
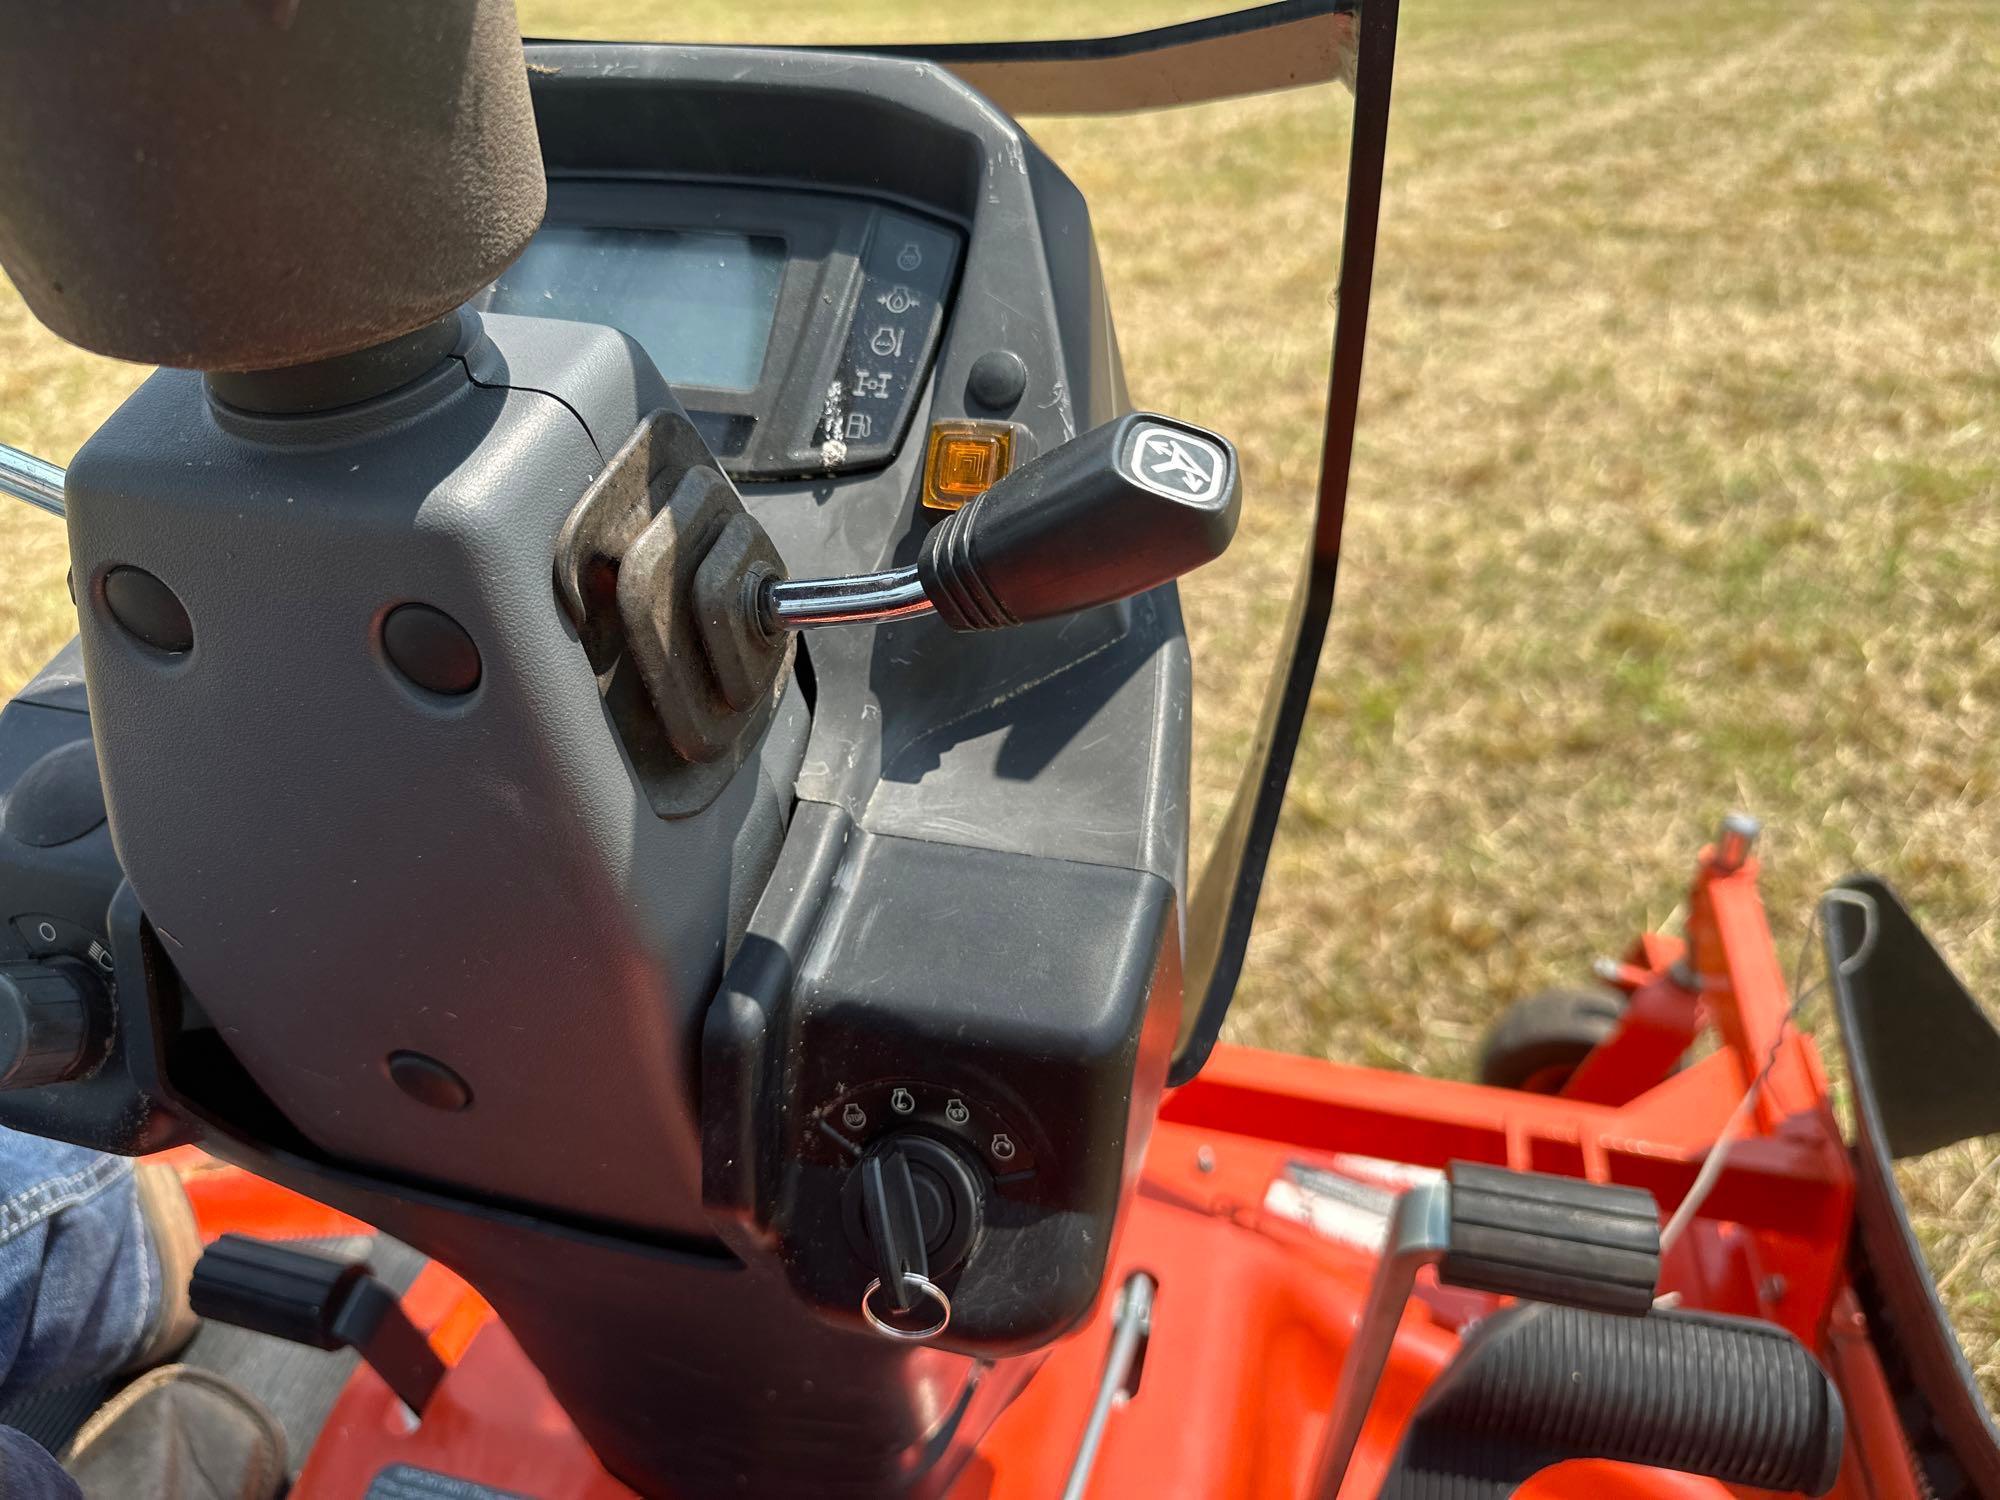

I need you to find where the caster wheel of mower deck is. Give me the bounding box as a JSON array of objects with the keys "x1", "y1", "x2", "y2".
[{"x1": 1476, "y1": 987, "x2": 1625, "y2": 1094}]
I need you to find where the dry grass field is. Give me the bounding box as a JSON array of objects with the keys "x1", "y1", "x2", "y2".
[{"x1": 2, "y1": 0, "x2": 1995, "y2": 1396}]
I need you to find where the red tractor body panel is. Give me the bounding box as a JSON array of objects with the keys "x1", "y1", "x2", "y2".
[{"x1": 169, "y1": 849, "x2": 1919, "y2": 1499}]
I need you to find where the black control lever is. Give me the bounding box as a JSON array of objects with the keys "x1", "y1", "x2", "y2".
[
  {"x1": 761, "y1": 412, "x2": 1239, "y2": 633},
  {"x1": 190, "y1": 1234, "x2": 447, "y2": 1418}
]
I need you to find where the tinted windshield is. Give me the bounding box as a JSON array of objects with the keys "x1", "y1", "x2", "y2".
[{"x1": 518, "y1": 1, "x2": 1229, "y2": 45}]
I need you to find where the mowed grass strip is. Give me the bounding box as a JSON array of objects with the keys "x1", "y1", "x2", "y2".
[{"x1": 1, "y1": 0, "x2": 1994, "y2": 1396}]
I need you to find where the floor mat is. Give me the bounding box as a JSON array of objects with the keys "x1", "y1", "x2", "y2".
[{"x1": 0, "y1": 1377, "x2": 112, "y2": 1462}]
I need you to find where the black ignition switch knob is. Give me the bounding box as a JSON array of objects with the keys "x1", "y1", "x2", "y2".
[
  {"x1": 860, "y1": 1150, "x2": 930, "y2": 1314},
  {"x1": 0, "y1": 959, "x2": 105, "y2": 1089},
  {"x1": 848, "y1": 1135, "x2": 983, "y2": 1317}
]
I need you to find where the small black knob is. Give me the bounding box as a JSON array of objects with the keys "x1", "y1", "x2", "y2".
[{"x1": 0, "y1": 959, "x2": 103, "y2": 1089}]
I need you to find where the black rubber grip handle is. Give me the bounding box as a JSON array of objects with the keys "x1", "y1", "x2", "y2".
[
  {"x1": 1440, "y1": 1162, "x2": 1660, "y2": 1314},
  {"x1": 189, "y1": 1233, "x2": 371, "y2": 1351},
  {"x1": 918, "y1": 412, "x2": 1239, "y2": 630},
  {"x1": 1382, "y1": 1303, "x2": 1846, "y2": 1499},
  {"x1": 191, "y1": 1233, "x2": 446, "y2": 1413}
]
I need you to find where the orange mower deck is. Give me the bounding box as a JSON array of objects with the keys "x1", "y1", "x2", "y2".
[{"x1": 165, "y1": 842, "x2": 1912, "y2": 1500}]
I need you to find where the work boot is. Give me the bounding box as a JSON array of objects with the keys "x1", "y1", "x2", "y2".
[
  {"x1": 64, "y1": 1365, "x2": 285, "y2": 1500},
  {"x1": 119, "y1": 1162, "x2": 203, "y2": 1373}
]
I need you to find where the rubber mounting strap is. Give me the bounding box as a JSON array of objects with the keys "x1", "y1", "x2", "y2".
[
  {"x1": 1438, "y1": 1162, "x2": 1660, "y2": 1315},
  {"x1": 532, "y1": 2, "x2": 1360, "y2": 117},
  {"x1": 1169, "y1": 0, "x2": 1401, "y2": 1085},
  {"x1": 1380, "y1": 1303, "x2": 1846, "y2": 1499}
]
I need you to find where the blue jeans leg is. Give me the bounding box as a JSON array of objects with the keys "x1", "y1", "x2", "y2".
[
  {"x1": 0, "y1": 1135, "x2": 159, "y2": 1403},
  {"x1": 0, "y1": 1130, "x2": 164, "y2": 1500},
  {"x1": 0, "y1": 1425, "x2": 81, "y2": 1498}
]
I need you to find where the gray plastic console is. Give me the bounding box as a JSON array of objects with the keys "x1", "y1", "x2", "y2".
[{"x1": 0, "y1": 41, "x2": 1199, "y2": 1500}]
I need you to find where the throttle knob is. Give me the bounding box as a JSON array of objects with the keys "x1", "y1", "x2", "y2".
[
  {"x1": 918, "y1": 412, "x2": 1240, "y2": 630},
  {"x1": 0, "y1": 959, "x2": 103, "y2": 1090},
  {"x1": 760, "y1": 411, "x2": 1240, "y2": 636}
]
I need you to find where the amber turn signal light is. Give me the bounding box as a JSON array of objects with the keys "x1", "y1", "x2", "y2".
[{"x1": 921, "y1": 421, "x2": 1015, "y2": 511}]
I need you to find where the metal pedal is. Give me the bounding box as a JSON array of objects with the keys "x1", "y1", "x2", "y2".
[
  {"x1": 1379, "y1": 1302, "x2": 1844, "y2": 1498},
  {"x1": 189, "y1": 1234, "x2": 445, "y2": 1418},
  {"x1": 1310, "y1": 1162, "x2": 1663, "y2": 1496}
]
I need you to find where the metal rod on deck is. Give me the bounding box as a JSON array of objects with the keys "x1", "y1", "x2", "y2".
[{"x1": 1060, "y1": 1272, "x2": 1158, "y2": 1500}]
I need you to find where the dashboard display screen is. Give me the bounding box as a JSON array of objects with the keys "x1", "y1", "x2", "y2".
[{"x1": 483, "y1": 228, "x2": 785, "y2": 392}]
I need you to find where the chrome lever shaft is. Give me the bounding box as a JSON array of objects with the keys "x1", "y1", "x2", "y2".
[
  {"x1": 0, "y1": 444, "x2": 65, "y2": 518},
  {"x1": 760, "y1": 567, "x2": 934, "y2": 633}
]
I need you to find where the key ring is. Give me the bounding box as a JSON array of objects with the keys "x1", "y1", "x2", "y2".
[{"x1": 861, "y1": 1273, "x2": 952, "y2": 1341}]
